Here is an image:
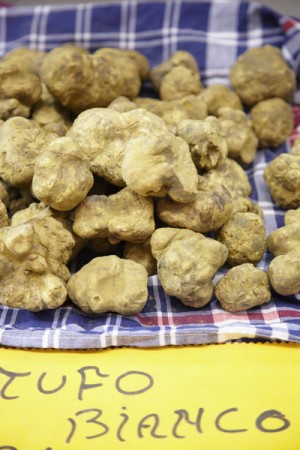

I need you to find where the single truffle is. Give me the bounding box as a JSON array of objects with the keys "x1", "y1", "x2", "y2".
[
  {"x1": 32, "y1": 136, "x2": 94, "y2": 211},
  {"x1": 250, "y1": 98, "x2": 293, "y2": 148},
  {"x1": 176, "y1": 116, "x2": 228, "y2": 170},
  {"x1": 0, "y1": 117, "x2": 57, "y2": 187},
  {"x1": 151, "y1": 228, "x2": 228, "y2": 308},
  {"x1": 67, "y1": 255, "x2": 148, "y2": 315},
  {"x1": 215, "y1": 263, "x2": 271, "y2": 312},
  {"x1": 216, "y1": 212, "x2": 267, "y2": 266},
  {"x1": 264, "y1": 153, "x2": 300, "y2": 209},
  {"x1": 122, "y1": 131, "x2": 198, "y2": 203},
  {"x1": 267, "y1": 221, "x2": 300, "y2": 256},
  {"x1": 200, "y1": 84, "x2": 243, "y2": 116},
  {"x1": 229, "y1": 45, "x2": 296, "y2": 105},
  {"x1": 203, "y1": 158, "x2": 252, "y2": 198},
  {"x1": 157, "y1": 177, "x2": 233, "y2": 233},
  {"x1": 0, "y1": 211, "x2": 75, "y2": 311},
  {"x1": 268, "y1": 252, "x2": 300, "y2": 296},
  {"x1": 284, "y1": 207, "x2": 300, "y2": 225},
  {"x1": 67, "y1": 107, "x2": 168, "y2": 186},
  {"x1": 41, "y1": 45, "x2": 147, "y2": 113},
  {"x1": 73, "y1": 187, "x2": 155, "y2": 243},
  {"x1": 218, "y1": 107, "x2": 258, "y2": 165}
]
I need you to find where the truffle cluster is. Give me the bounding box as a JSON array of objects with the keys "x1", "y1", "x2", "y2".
[{"x1": 0, "y1": 43, "x2": 297, "y2": 315}]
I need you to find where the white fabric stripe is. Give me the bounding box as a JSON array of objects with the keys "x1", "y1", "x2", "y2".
[
  {"x1": 37, "y1": 6, "x2": 50, "y2": 51},
  {"x1": 29, "y1": 5, "x2": 43, "y2": 49},
  {"x1": 111, "y1": 315, "x2": 122, "y2": 346},
  {"x1": 75, "y1": 3, "x2": 84, "y2": 46},
  {"x1": 42, "y1": 328, "x2": 50, "y2": 348},
  {"x1": 153, "y1": 282, "x2": 164, "y2": 327},
  {"x1": 0, "y1": 7, "x2": 7, "y2": 55},
  {"x1": 170, "y1": 0, "x2": 182, "y2": 54},
  {"x1": 8, "y1": 308, "x2": 18, "y2": 329},
  {"x1": 246, "y1": 2, "x2": 263, "y2": 51},
  {"x1": 0, "y1": 306, "x2": 8, "y2": 326},
  {"x1": 164, "y1": 293, "x2": 174, "y2": 326},
  {"x1": 206, "y1": 2, "x2": 239, "y2": 72},
  {"x1": 162, "y1": 0, "x2": 174, "y2": 62},
  {"x1": 52, "y1": 308, "x2": 61, "y2": 330},
  {"x1": 127, "y1": 0, "x2": 137, "y2": 49},
  {"x1": 82, "y1": 3, "x2": 93, "y2": 49},
  {"x1": 53, "y1": 329, "x2": 61, "y2": 349},
  {"x1": 61, "y1": 307, "x2": 72, "y2": 330},
  {"x1": 119, "y1": 0, "x2": 129, "y2": 49}
]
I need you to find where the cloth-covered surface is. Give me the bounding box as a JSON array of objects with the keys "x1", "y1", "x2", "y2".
[{"x1": 0, "y1": 0, "x2": 300, "y2": 349}]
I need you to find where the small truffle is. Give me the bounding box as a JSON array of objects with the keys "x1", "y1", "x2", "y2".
[
  {"x1": 157, "y1": 177, "x2": 233, "y2": 233},
  {"x1": 176, "y1": 116, "x2": 228, "y2": 170},
  {"x1": 215, "y1": 264, "x2": 271, "y2": 312},
  {"x1": 229, "y1": 45, "x2": 296, "y2": 105},
  {"x1": 216, "y1": 212, "x2": 267, "y2": 266},
  {"x1": 264, "y1": 153, "x2": 300, "y2": 209},
  {"x1": 250, "y1": 98, "x2": 293, "y2": 148}
]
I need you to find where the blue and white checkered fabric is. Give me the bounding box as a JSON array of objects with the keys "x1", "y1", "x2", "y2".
[{"x1": 0, "y1": 0, "x2": 300, "y2": 349}]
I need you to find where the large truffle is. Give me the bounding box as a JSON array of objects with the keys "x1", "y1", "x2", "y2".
[
  {"x1": 229, "y1": 45, "x2": 296, "y2": 105},
  {"x1": 67, "y1": 255, "x2": 148, "y2": 315}
]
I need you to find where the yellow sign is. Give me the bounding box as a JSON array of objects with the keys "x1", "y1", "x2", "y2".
[{"x1": 0, "y1": 343, "x2": 300, "y2": 449}]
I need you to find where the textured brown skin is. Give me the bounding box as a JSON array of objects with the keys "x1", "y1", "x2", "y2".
[
  {"x1": 150, "y1": 228, "x2": 228, "y2": 308},
  {"x1": 0, "y1": 212, "x2": 75, "y2": 311},
  {"x1": 32, "y1": 137, "x2": 94, "y2": 211},
  {"x1": 200, "y1": 84, "x2": 243, "y2": 116},
  {"x1": 0, "y1": 98, "x2": 30, "y2": 120},
  {"x1": 41, "y1": 45, "x2": 144, "y2": 113},
  {"x1": 284, "y1": 207, "x2": 300, "y2": 225},
  {"x1": 176, "y1": 116, "x2": 228, "y2": 170},
  {"x1": 216, "y1": 212, "x2": 267, "y2": 266},
  {"x1": 268, "y1": 252, "x2": 300, "y2": 296},
  {"x1": 264, "y1": 153, "x2": 300, "y2": 209},
  {"x1": 122, "y1": 131, "x2": 199, "y2": 203},
  {"x1": 2, "y1": 47, "x2": 45, "y2": 75},
  {"x1": 134, "y1": 94, "x2": 207, "y2": 132},
  {"x1": 267, "y1": 222, "x2": 300, "y2": 256},
  {"x1": 229, "y1": 45, "x2": 296, "y2": 106},
  {"x1": 67, "y1": 255, "x2": 148, "y2": 315},
  {"x1": 218, "y1": 107, "x2": 258, "y2": 165},
  {"x1": 203, "y1": 158, "x2": 252, "y2": 198},
  {"x1": 0, "y1": 61, "x2": 42, "y2": 106},
  {"x1": 159, "y1": 66, "x2": 203, "y2": 101},
  {"x1": 0, "y1": 199, "x2": 9, "y2": 227},
  {"x1": 67, "y1": 108, "x2": 168, "y2": 186},
  {"x1": 150, "y1": 50, "x2": 200, "y2": 91},
  {"x1": 250, "y1": 98, "x2": 293, "y2": 148},
  {"x1": 0, "y1": 117, "x2": 57, "y2": 188},
  {"x1": 231, "y1": 197, "x2": 263, "y2": 217},
  {"x1": 123, "y1": 240, "x2": 157, "y2": 276},
  {"x1": 73, "y1": 188, "x2": 155, "y2": 244},
  {"x1": 215, "y1": 263, "x2": 271, "y2": 312},
  {"x1": 157, "y1": 177, "x2": 233, "y2": 233}
]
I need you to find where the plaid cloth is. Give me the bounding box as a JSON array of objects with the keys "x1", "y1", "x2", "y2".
[{"x1": 0, "y1": 0, "x2": 300, "y2": 349}]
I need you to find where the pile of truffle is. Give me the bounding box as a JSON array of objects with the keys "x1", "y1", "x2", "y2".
[{"x1": 0, "y1": 43, "x2": 298, "y2": 315}]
